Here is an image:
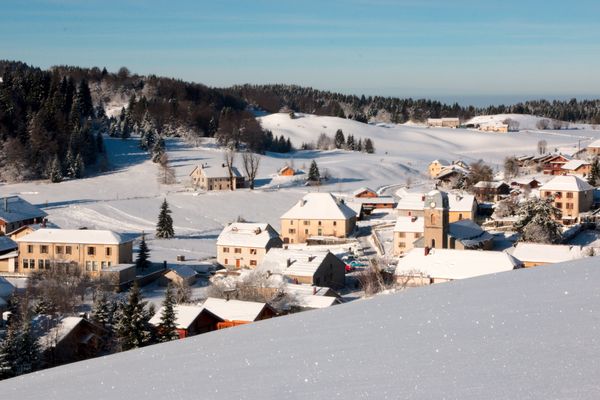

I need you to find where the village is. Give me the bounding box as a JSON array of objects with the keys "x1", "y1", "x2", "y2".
[{"x1": 1, "y1": 112, "x2": 600, "y2": 374}]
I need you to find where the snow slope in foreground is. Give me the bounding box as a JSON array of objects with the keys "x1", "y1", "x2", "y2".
[{"x1": 3, "y1": 257, "x2": 600, "y2": 400}]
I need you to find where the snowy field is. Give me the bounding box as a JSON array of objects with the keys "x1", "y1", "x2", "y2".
[
  {"x1": 1, "y1": 113, "x2": 599, "y2": 264},
  {"x1": 2, "y1": 256, "x2": 600, "y2": 399}
]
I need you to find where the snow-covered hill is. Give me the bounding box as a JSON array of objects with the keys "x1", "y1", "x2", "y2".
[{"x1": 3, "y1": 257, "x2": 599, "y2": 399}]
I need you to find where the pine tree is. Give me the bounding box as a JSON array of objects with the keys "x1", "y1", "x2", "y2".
[
  {"x1": 514, "y1": 197, "x2": 562, "y2": 244},
  {"x1": 152, "y1": 138, "x2": 165, "y2": 163},
  {"x1": 73, "y1": 153, "x2": 85, "y2": 178},
  {"x1": 334, "y1": 129, "x2": 345, "y2": 149},
  {"x1": 308, "y1": 160, "x2": 320, "y2": 182},
  {"x1": 65, "y1": 148, "x2": 75, "y2": 178},
  {"x1": 157, "y1": 283, "x2": 179, "y2": 343},
  {"x1": 364, "y1": 138, "x2": 375, "y2": 153},
  {"x1": 356, "y1": 139, "x2": 363, "y2": 152},
  {"x1": 91, "y1": 291, "x2": 112, "y2": 327},
  {"x1": 156, "y1": 199, "x2": 175, "y2": 239},
  {"x1": 114, "y1": 283, "x2": 152, "y2": 351},
  {"x1": 346, "y1": 134, "x2": 355, "y2": 150},
  {"x1": 588, "y1": 157, "x2": 600, "y2": 186},
  {"x1": 96, "y1": 132, "x2": 104, "y2": 153},
  {"x1": 135, "y1": 234, "x2": 151, "y2": 270},
  {"x1": 48, "y1": 155, "x2": 62, "y2": 183}
]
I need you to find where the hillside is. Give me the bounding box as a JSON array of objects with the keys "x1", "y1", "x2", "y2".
[{"x1": 2, "y1": 257, "x2": 599, "y2": 399}]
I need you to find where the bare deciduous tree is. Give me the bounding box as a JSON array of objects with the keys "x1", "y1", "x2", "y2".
[
  {"x1": 537, "y1": 139, "x2": 548, "y2": 155},
  {"x1": 242, "y1": 151, "x2": 261, "y2": 190},
  {"x1": 157, "y1": 153, "x2": 176, "y2": 185},
  {"x1": 224, "y1": 147, "x2": 236, "y2": 190}
]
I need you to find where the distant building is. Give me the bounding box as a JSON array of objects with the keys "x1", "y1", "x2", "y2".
[
  {"x1": 216, "y1": 223, "x2": 282, "y2": 269},
  {"x1": 560, "y1": 160, "x2": 591, "y2": 177},
  {"x1": 428, "y1": 159, "x2": 451, "y2": 178},
  {"x1": 280, "y1": 193, "x2": 357, "y2": 244},
  {"x1": 0, "y1": 196, "x2": 47, "y2": 235},
  {"x1": 539, "y1": 175, "x2": 594, "y2": 224},
  {"x1": 40, "y1": 317, "x2": 106, "y2": 366},
  {"x1": 201, "y1": 297, "x2": 276, "y2": 329},
  {"x1": 511, "y1": 243, "x2": 587, "y2": 268},
  {"x1": 159, "y1": 266, "x2": 198, "y2": 286},
  {"x1": 473, "y1": 181, "x2": 511, "y2": 203},
  {"x1": 542, "y1": 155, "x2": 571, "y2": 176},
  {"x1": 347, "y1": 187, "x2": 395, "y2": 214},
  {"x1": 585, "y1": 139, "x2": 600, "y2": 157},
  {"x1": 479, "y1": 123, "x2": 509, "y2": 133},
  {"x1": 190, "y1": 164, "x2": 244, "y2": 191},
  {"x1": 395, "y1": 190, "x2": 477, "y2": 222},
  {"x1": 393, "y1": 216, "x2": 423, "y2": 255},
  {"x1": 0, "y1": 236, "x2": 18, "y2": 274},
  {"x1": 149, "y1": 305, "x2": 219, "y2": 338},
  {"x1": 510, "y1": 178, "x2": 541, "y2": 191},
  {"x1": 427, "y1": 118, "x2": 460, "y2": 128},
  {"x1": 278, "y1": 166, "x2": 295, "y2": 176},
  {"x1": 435, "y1": 165, "x2": 470, "y2": 186},
  {"x1": 352, "y1": 187, "x2": 378, "y2": 198}
]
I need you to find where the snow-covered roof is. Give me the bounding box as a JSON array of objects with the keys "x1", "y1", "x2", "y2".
[
  {"x1": 587, "y1": 139, "x2": 600, "y2": 148},
  {"x1": 540, "y1": 175, "x2": 593, "y2": 192},
  {"x1": 511, "y1": 177, "x2": 540, "y2": 186},
  {"x1": 395, "y1": 248, "x2": 520, "y2": 280},
  {"x1": 349, "y1": 196, "x2": 395, "y2": 205},
  {"x1": 281, "y1": 193, "x2": 357, "y2": 220},
  {"x1": 217, "y1": 223, "x2": 281, "y2": 248},
  {"x1": 0, "y1": 276, "x2": 15, "y2": 299},
  {"x1": 39, "y1": 317, "x2": 84, "y2": 349},
  {"x1": 16, "y1": 228, "x2": 135, "y2": 245},
  {"x1": 430, "y1": 159, "x2": 450, "y2": 166},
  {"x1": 473, "y1": 181, "x2": 507, "y2": 189},
  {"x1": 394, "y1": 216, "x2": 424, "y2": 233},
  {"x1": 192, "y1": 164, "x2": 242, "y2": 178},
  {"x1": 448, "y1": 220, "x2": 493, "y2": 245},
  {"x1": 149, "y1": 305, "x2": 206, "y2": 330},
  {"x1": 294, "y1": 295, "x2": 341, "y2": 309},
  {"x1": 395, "y1": 192, "x2": 425, "y2": 211},
  {"x1": 510, "y1": 243, "x2": 586, "y2": 264},
  {"x1": 284, "y1": 283, "x2": 336, "y2": 297},
  {"x1": 0, "y1": 196, "x2": 47, "y2": 224},
  {"x1": 167, "y1": 265, "x2": 198, "y2": 279},
  {"x1": 260, "y1": 248, "x2": 331, "y2": 277},
  {"x1": 447, "y1": 193, "x2": 476, "y2": 212},
  {"x1": 201, "y1": 297, "x2": 269, "y2": 322},
  {"x1": 352, "y1": 187, "x2": 377, "y2": 197},
  {"x1": 561, "y1": 159, "x2": 590, "y2": 171},
  {"x1": 0, "y1": 236, "x2": 17, "y2": 253},
  {"x1": 436, "y1": 165, "x2": 469, "y2": 179}
]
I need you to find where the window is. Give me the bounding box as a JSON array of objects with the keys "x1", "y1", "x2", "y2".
[
  {"x1": 303, "y1": 220, "x2": 310, "y2": 226},
  {"x1": 250, "y1": 249, "x2": 257, "y2": 255},
  {"x1": 23, "y1": 259, "x2": 29, "y2": 269},
  {"x1": 40, "y1": 245, "x2": 48, "y2": 254},
  {"x1": 92, "y1": 261, "x2": 98, "y2": 271},
  {"x1": 289, "y1": 229, "x2": 296, "y2": 234},
  {"x1": 27, "y1": 245, "x2": 33, "y2": 253},
  {"x1": 224, "y1": 258, "x2": 228, "y2": 264},
  {"x1": 333, "y1": 221, "x2": 337, "y2": 226},
  {"x1": 305, "y1": 229, "x2": 309, "y2": 234},
  {"x1": 566, "y1": 203, "x2": 574, "y2": 210},
  {"x1": 223, "y1": 247, "x2": 230, "y2": 253},
  {"x1": 318, "y1": 221, "x2": 322, "y2": 226},
  {"x1": 44, "y1": 259, "x2": 50, "y2": 270},
  {"x1": 87, "y1": 246, "x2": 96, "y2": 256},
  {"x1": 415, "y1": 233, "x2": 422, "y2": 238},
  {"x1": 398, "y1": 242, "x2": 406, "y2": 248},
  {"x1": 458, "y1": 213, "x2": 463, "y2": 220},
  {"x1": 234, "y1": 248, "x2": 242, "y2": 254},
  {"x1": 398, "y1": 232, "x2": 406, "y2": 238},
  {"x1": 38, "y1": 259, "x2": 44, "y2": 269},
  {"x1": 430, "y1": 214, "x2": 436, "y2": 225},
  {"x1": 566, "y1": 192, "x2": 573, "y2": 199},
  {"x1": 56, "y1": 246, "x2": 63, "y2": 254},
  {"x1": 250, "y1": 260, "x2": 257, "y2": 266},
  {"x1": 65, "y1": 246, "x2": 72, "y2": 255},
  {"x1": 556, "y1": 202, "x2": 563, "y2": 209},
  {"x1": 86, "y1": 261, "x2": 92, "y2": 271},
  {"x1": 101, "y1": 261, "x2": 107, "y2": 269},
  {"x1": 106, "y1": 247, "x2": 112, "y2": 256}
]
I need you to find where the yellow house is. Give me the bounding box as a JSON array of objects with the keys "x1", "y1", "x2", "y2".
[
  {"x1": 280, "y1": 193, "x2": 357, "y2": 244},
  {"x1": 427, "y1": 118, "x2": 460, "y2": 128},
  {"x1": 539, "y1": 175, "x2": 594, "y2": 224},
  {"x1": 190, "y1": 163, "x2": 244, "y2": 191},
  {"x1": 586, "y1": 139, "x2": 600, "y2": 157},
  {"x1": 0, "y1": 236, "x2": 18, "y2": 274},
  {"x1": 216, "y1": 223, "x2": 282, "y2": 269},
  {"x1": 393, "y1": 216, "x2": 423, "y2": 255},
  {"x1": 15, "y1": 229, "x2": 135, "y2": 276},
  {"x1": 447, "y1": 192, "x2": 477, "y2": 222},
  {"x1": 427, "y1": 159, "x2": 450, "y2": 178}
]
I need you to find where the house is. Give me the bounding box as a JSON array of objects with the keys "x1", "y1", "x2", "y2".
[
  {"x1": 347, "y1": 196, "x2": 396, "y2": 214},
  {"x1": 435, "y1": 165, "x2": 470, "y2": 186},
  {"x1": 539, "y1": 175, "x2": 594, "y2": 223},
  {"x1": 542, "y1": 154, "x2": 571, "y2": 175},
  {"x1": 278, "y1": 166, "x2": 295, "y2": 176},
  {"x1": 0, "y1": 236, "x2": 18, "y2": 274},
  {"x1": 7, "y1": 220, "x2": 58, "y2": 240},
  {"x1": 217, "y1": 223, "x2": 283, "y2": 269},
  {"x1": 510, "y1": 178, "x2": 541, "y2": 191},
  {"x1": 393, "y1": 216, "x2": 423, "y2": 255},
  {"x1": 473, "y1": 181, "x2": 511, "y2": 203},
  {"x1": 284, "y1": 283, "x2": 342, "y2": 310},
  {"x1": 585, "y1": 139, "x2": 600, "y2": 157},
  {"x1": 447, "y1": 192, "x2": 477, "y2": 222},
  {"x1": 40, "y1": 317, "x2": 106, "y2": 366},
  {"x1": 427, "y1": 118, "x2": 460, "y2": 128},
  {"x1": 479, "y1": 123, "x2": 509, "y2": 133},
  {"x1": 190, "y1": 164, "x2": 245, "y2": 191},
  {"x1": 259, "y1": 248, "x2": 346, "y2": 288},
  {"x1": 561, "y1": 159, "x2": 591, "y2": 177},
  {"x1": 396, "y1": 192, "x2": 426, "y2": 217},
  {"x1": 15, "y1": 229, "x2": 135, "y2": 276},
  {"x1": 510, "y1": 243, "x2": 587, "y2": 268},
  {"x1": 428, "y1": 159, "x2": 450, "y2": 178},
  {"x1": 149, "y1": 305, "x2": 222, "y2": 338},
  {"x1": 280, "y1": 193, "x2": 357, "y2": 244},
  {"x1": 200, "y1": 297, "x2": 276, "y2": 329},
  {"x1": 395, "y1": 248, "x2": 521, "y2": 286},
  {"x1": 100, "y1": 263, "x2": 136, "y2": 289},
  {"x1": 0, "y1": 196, "x2": 47, "y2": 234},
  {"x1": 353, "y1": 187, "x2": 378, "y2": 198},
  {"x1": 159, "y1": 266, "x2": 198, "y2": 286}
]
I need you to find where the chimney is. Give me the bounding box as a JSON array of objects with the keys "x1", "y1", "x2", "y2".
[
  {"x1": 424, "y1": 246, "x2": 430, "y2": 256},
  {"x1": 222, "y1": 163, "x2": 226, "y2": 168},
  {"x1": 308, "y1": 255, "x2": 316, "y2": 262},
  {"x1": 313, "y1": 286, "x2": 317, "y2": 295},
  {"x1": 286, "y1": 258, "x2": 292, "y2": 268},
  {"x1": 411, "y1": 216, "x2": 417, "y2": 223}
]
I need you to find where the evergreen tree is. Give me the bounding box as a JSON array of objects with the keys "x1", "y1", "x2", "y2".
[
  {"x1": 308, "y1": 160, "x2": 320, "y2": 182},
  {"x1": 334, "y1": 129, "x2": 345, "y2": 149},
  {"x1": 48, "y1": 155, "x2": 62, "y2": 183},
  {"x1": 157, "y1": 283, "x2": 179, "y2": 343},
  {"x1": 114, "y1": 283, "x2": 152, "y2": 351},
  {"x1": 72, "y1": 153, "x2": 85, "y2": 179},
  {"x1": 152, "y1": 138, "x2": 165, "y2": 163},
  {"x1": 96, "y1": 132, "x2": 104, "y2": 153},
  {"x1": 356, "y1": 138, "x2": 363, "y2": 152},
  {"x1": 364, "y1": 138, "x2": 375, "y2": 154},
  {"x1": 346, "y1": 134, "x2": 355, "y2": 150},
  {"x1": 156, "y1": 199, "x2": 175, "y2": 239},
  {"x1": 65, "y1": 148, "x2": 75, "y2": 178},
  {"x1": 135, "y1": 234, "x2": 151, "y2": 270},
  {"x1": 588, "y1": 157, "x2": 600, "y2": 186},
  {"x1": 514, "y1": 197, "x2": 562, "y2": 244},
  {"x1": 0, "y1": 320, "x2": 41, "y2": 378},
  {"x1": 91, "y1": 291, "x2": 112, "y2": 327}
]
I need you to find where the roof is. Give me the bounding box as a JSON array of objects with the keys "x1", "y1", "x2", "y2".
[
  {"x1": 284, "y1": 283, "x2": 337, "y2": 297},
  {"x1": 510, "y1": 243, "x2": 586, "y2": 264},
  {"x1": 561, "y1": 159, "x2": 590, "y2": 171},
  {"x1": 511, "y1": 177, "x2": 540, "y2": 186},
  {"x1": 448, "y1": 220, "x2": 493, "y2": 246},
  {"x1": 395, "y1": 192, "x2": 425, "y2": 211},
  {"x1": 540, "y1": 175, "x2": 594, "y2": 192},
  {"x1": 0, "y1": 276, "x2": 15, "y2": 298},
  {"x1": 395, "y1": 248, "x2": 520, "y2": 280},
  {"x1": 192, "y1": 164, "x2": 242, "y2": 179},
  {"x1": 394, "y1": 216, "x2": 424, "y2": 233},
  {"x1": 349, "y1": 197, "x2": 395, "y2": 205},
  {"x1": 0, "y1": 236, "x2": 17, "y2": 253},
  {"x1": 166, "y1": 265, "x2": 198, "y2": 279},
  {"x1": 435, "y1": 165, "x2": 469, "y2": 179},
  {"x1": 294, "y1": 295, "x2": 341, "y2": 309},
  {"x1": 260, "y1": 248, "x2": 333, "y2": 277},
  {"x1": 447, "y1": 193, "x2": 476, "y2": 212},
  {"x1": 352, "y1": 187, "x2": 376, "y2": 196},
  {"x1": 278, "y1": 166, "x2": 294, "y2": 174},
  {"x1": 15, "y1": 229, "x2": 136, "y2": 245},
  {"x1": 0, "y1": 196, "x2": 47, "y2": 224},
  {"x1": 587, "y1": 139, "x2": 600, "y2": 148},
  {"x1": 217, "y1": 223, "x2": 281, "y2": 248},
  {"x1": 149, "y1": 305, "x2": 206, "y2": 330},
  {"x1": 430, "y1": 159, "x2": 450, "y2": 166},
  {"x1": 39, "y1": 317, "x2": 84, "y2": 349},
  {"x1": 201, "y1": 297, "x2": 269, "y2": 322},
  {"x1": 473, "y1": 181, "x2": 508, "y2": 189},
  {"x1": 281, "y1": 193, "x2": 357, "y2": 220}
]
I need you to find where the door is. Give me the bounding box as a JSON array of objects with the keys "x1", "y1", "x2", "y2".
[{"x1": 235, "y1": 259, "x2": 241, "y2": 268}]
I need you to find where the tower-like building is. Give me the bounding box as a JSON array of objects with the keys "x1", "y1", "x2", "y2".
[{"x1": 423, "y1": 190, "x2": 449, "y2": 249}]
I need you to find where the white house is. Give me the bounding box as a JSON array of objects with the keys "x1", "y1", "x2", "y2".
[{"x1": 216, "y1": 223, "x2": 282, "y2": 268}]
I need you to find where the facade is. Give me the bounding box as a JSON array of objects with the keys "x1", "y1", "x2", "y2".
[
  {"x1": 539, "y1": 175, "x2": 594, "y2": 223},
  {"x1": 15, "y1": 229, "x2": 134, "y2": 276},
  {"x1": 280, "y1": 193, "x2": 357, "y2": 244},
  {"x1": 447, "y1": 193, "x2": 477, "y2": 222},
  {"x1": 427, "y1": 118, "x2": 460, "y2": 128},
  {"x1": 586, "y1": 139, "x2": 600, "y2": 157},
  {"x1": 423, "y1": 191, "x2": 449, "y2": 250},
  {"x1": 190, "y1": 164, "x2": 244, "y2": 191},
  {"x1": 428, "y1": 160, "x2": 450, "y2": 178},
  {"x1": 396, "y1": 192, "x2": 426, "y2": 217},
  {"x1": 216, "y1": 223, "x2": 283, "y2": 269},
  {"x1": 542, "y1": 155, "x2": 571, "y2": 176},
  {"x1": 393, "y1": 216, "x2": 423, "y2": 256},
  {"x1": 473, "y1": 181, "x2": 511, "y2": 203},
  {"x1": 0, "y1": 196, "x2": 47, "y2": 234},
  {"x1": 353, "y1": 187, "x2": 378, "y2": 198}
]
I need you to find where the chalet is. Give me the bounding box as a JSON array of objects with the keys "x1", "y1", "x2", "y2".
[
  {"x1": 40, "y1": 317, "x2": 106, "y2": 366},
  {"x1": 0, "y1": 236, "x2": 18, "y2": 274},
  {"x1": 278, "y1": 166, "x2": 295, "y2": 176},
  {"x1": 585, "y1": 139, "x2": 600, "y2": 157},
  {"x1": 201, "y1": 297, "x2": 276, "y2": 329},
  {"x1": 260, "y1": 248, "x2": 346, "y2": 289},
  {"x1": 0, "y1": 196, "x2": 47, "y2": 235},
  {"x1": 395, "y1": 248, "x2": 521, "y2": 286},
  {"x1": 428, "y1": 159, "x2": 450, "y2": 178},
  {"x1": 149, "y1": 305, "x2": 222, "y2": 338},
  {"x1": 8, "y1": 220, "x2": 58, "y2": 240},
  {"x1": 515, "y1": 155, "x2": 534, "y2": 168},
  {"x1": 159, "y1": 266, "x2": 198, "y2": 286},
  {"x1": 352, "y1": 187, "x2": 378, "y2": 198},
  {"x1": 510, "y1": 177, "x2": 540, "y2": 191},
  {"x1": 539, "y1": 175, "x2": 594, "y2": 223},
  {"x1": 561, "y1": 159, "x2": 591, "y2": 177},
  {"x1": 190, "y1": 164, "x2": 245, "y2": 191},
  {"x1": 473, "y1": 181, "x2": 511, "y2": 203},
  {"x1": 542, "y1": 154, "x2": 571, "y2": 176},
  {"x1": 435, "y1": 165, "x2": 470, "y2": 186},
  {"x1": 511, "y1": 243, "x2": 587, "y2": 268},
  {"x1": 284, "y1": 283, "x2": 342, "y2": 310},
  {"x1": 15, "y1": 229, "x2": 135, "y2": 276},
  {"x1": 280, "y1": 193, "x2": 357, "y2": 244},
  {"x1": 347, "y1": 196, "x2": 396, "y2": 214},
  {"x1": 427, "y1": 118, "x2": 460, "y2": 128},
  {"x1": 217, "y1": 223, "x2": 282, "y2": 269}
]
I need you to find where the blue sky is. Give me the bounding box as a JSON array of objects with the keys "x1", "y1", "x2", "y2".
[{"x1": 1, "y1": 0, "x2": 599, "y2": 105}]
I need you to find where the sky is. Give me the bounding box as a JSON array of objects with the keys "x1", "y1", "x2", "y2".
[{"x1": 1, "y1": 0, "x2": 599, "y2": 106}]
